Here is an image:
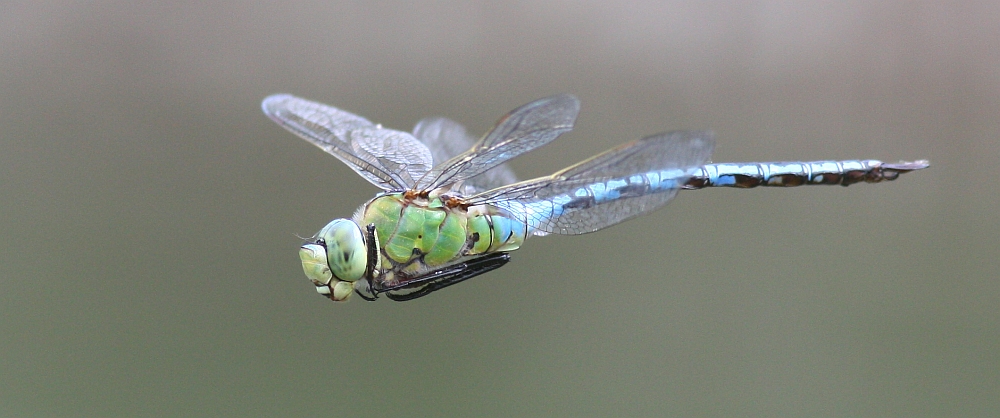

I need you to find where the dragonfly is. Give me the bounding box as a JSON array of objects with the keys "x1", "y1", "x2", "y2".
[{"x1": 262, "y1": 94, "x2": 929, "y2": 302}]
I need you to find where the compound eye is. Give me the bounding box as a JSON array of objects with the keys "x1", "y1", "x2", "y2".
[{"x1": 315, "y1": 219, "x2": 367, "y2": 282}]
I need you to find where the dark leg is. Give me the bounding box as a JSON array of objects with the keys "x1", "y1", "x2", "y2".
[
  {"x1": 376, "y1": 252, "x2": 512, "y2": 302},
  {"x1": 354, "y1": 223, "x2": 381, "y2": 301}
]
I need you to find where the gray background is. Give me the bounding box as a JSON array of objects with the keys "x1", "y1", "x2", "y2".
[{"x1": 2, "y1": 1, "x2": 996, "y2": 417}]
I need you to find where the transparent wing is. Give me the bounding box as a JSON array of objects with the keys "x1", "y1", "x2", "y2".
[
  {"x1": 466, "y1": 131, "x2": 715, "y2": 235},
  {"x1": 262, "y1": 94, "x2": 433, "y2": 190},
  {"x1": 412, "y1": 117, "x2": 518, "y2": 194},
  {"x1": 411, "y1": 117, "x2": 478, "y2": 167},
  {"x1": 413, "y1": 94, "x2": 579, "y2": 192}
]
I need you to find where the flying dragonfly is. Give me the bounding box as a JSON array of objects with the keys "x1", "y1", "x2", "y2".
[{"x1": 262, "y1": 94, "x2": 929, "y2": 302}]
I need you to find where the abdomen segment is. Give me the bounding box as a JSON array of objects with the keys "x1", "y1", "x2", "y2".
[{"x1": 682, "y1": 160, "x2": 929, "y2": 189}]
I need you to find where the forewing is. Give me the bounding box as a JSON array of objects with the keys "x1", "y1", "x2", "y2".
[
  {"x1": 413, "y1": 94, "x2": 579, "y2": 191},
  {"x1": 467, "y1": 131, "x2": 715, "y2": 235},
  {"x1": 262, "y1": 94, "x2": 432, "y2": 190},
  {"x1": 412, "y1": 117, "x2": 518, "y2": 193}
]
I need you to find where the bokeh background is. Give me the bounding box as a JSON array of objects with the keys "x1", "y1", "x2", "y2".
[{"x1": 2, "y1": 1, "x2": 997, "y2": 416}]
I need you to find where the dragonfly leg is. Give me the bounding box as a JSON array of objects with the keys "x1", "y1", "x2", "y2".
[
  {"x1": 374, "y1": 252, "x2": 511, "y2": 302},
  {"x1": 354, "y1": 223, "x2": 381, "y2": 301}
]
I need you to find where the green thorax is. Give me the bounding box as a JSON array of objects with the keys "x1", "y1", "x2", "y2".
[{"x1": 356, "y1": 193, "x2": 525, "y2": 275}]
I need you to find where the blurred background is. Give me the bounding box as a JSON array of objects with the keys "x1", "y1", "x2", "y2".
[{"x1": 1, "y1": 1, "x2": 996, "y2": 416}]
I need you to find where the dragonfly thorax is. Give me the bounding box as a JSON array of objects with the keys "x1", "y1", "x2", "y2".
[
  {"x1": 358, "y1": 193, "x2": 469, "y2": 270},
  {"x1": 357, "y1": 193, "x2": 526, "y2": 278}
]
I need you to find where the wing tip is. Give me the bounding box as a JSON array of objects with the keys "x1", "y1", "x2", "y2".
[
  {"x1": 551, "y1": 93, "x2": 581, "y2": 114},
  {"x1": 261, "y1": 93, "x2": 295, "y2": 115}
]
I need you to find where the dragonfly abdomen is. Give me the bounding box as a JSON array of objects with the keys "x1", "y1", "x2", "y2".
[
  {"x1": 466, "y1": 208, "x2": 527, "y2": 254},
  {"x1": 682, "y1": 160, "x2": 929, "y2": 189},
  {"x1": 490, "y1": 167, "x2": 696, "y2": 235},
  {"x1": 562, "y1": 170, "x2": 689, "y2": 209}
]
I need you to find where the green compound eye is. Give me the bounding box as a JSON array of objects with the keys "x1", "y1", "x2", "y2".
[{"x1": 314, "y1": 219, "x2": 368, "y2": 282}]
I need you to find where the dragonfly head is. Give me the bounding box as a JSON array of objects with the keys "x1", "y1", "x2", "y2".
[{"x1": 299, "y1": 219, "x2": 369, "y2": 302}]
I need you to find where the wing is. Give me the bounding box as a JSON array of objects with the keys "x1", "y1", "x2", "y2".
[
  {"x1": 412, "y1": 94, "x2": 579, "y2": 192},
  {"x1": 262, "y1": 94, "x2": 433, "y2": 191},
  {"x1": 466, "y1": 131, "x2": 715, "y2": 235},
  {"x1": 412, "y1": 117, "x2": 518, "y2": 194}
]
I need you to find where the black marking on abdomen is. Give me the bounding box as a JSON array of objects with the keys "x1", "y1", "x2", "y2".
[
  {"x1": 613, "y1": 182, "x2": 651, "y2": 198},
  {"x1": 563, "y1": 195, "x2": 596, "y2": 210}
]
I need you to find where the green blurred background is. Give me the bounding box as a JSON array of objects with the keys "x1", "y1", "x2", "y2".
[{"x1": 2, "y1": 1, "x2": 996, "y2": 416}]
